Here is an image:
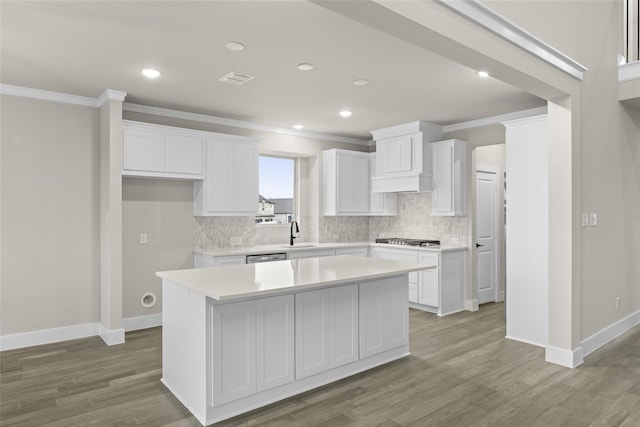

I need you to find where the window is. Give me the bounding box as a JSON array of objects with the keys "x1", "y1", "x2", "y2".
[{"x1": 257, "y1": 156, "x2": 295, "y2": 224}]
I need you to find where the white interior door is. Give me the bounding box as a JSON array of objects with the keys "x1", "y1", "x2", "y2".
[{"x1": 476, "y1": 170, "x2": 498, "y2": 304}]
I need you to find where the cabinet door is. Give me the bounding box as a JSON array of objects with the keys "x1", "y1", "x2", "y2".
[
  {"x1": 378, "y1": 134, "x2": 415, "y2": 174},
  {"x1": 369, "y1": 153, "x2": 398, "y2": 216},
  {"x1": 210, "y1": 300, "x2": 256, "y2": 406},
  {"x1": 165, "y1": 134, "x2": 203, "y2": 175},
  {"x1": 329, "y1": 284, "x2": 359, "y2": 367},
  {"x1": 432, "y1": 143, "x2": 453, "y2": 214},
  {"x1": 359, "y1": 276, "x2": 408, "y2": 359},
  {"x1": 419, "y1": 253, "x2": 440, "y2": 307},
  {"x1": 123, "y1": 128, "x2": 164, "y2": 172},
  {"x1": 256, "y1": 295, "x2": 294, "y2": 392},
  {"x1": 295, "y1": 289, "x2": 330, "y2": 379},
  {"x1": 206, "y1": 140, "x2": 235, "y2": 213},
  {"x1": 233, "y1": 143, "x2": 259, "y2": 214},
  {"x1": 295, "y1": 285, "x2": 359, "y2": 379},
  {"x1": 336, "y1": 153, "x2": 369, "y2": 214}
]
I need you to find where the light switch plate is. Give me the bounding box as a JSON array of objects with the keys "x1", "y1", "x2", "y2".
[
  {"x1": 139, "y1": 233, "x2": 148, "y2": 244},
  {"x1": 589, "y1": 213, "x2": 598, "y2": 227},
  {"x1": 581, "y1": 214, "x2": 589, "y2": 227}
]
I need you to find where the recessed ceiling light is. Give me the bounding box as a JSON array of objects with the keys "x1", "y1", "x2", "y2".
[
  {"x1": 142, "y1": 68, "x2": 161, "y2": 79},
  {"x1": 293, "y1": 124, "x2": 304, "y2": 130},
  {"x1": 354, "y1": 79, "x2": 369, "y2": 86},
  {"x1": 298, "y1": 63, "x2": 315, "y2": 71},
  {"x1": 478, "y1": 70, "x2": 489, "y2": 78},
  {"x1": 339, "y1": 110, "x2": 352, "y2": 118},
  {"x1": 226, "y1": 42, "x2": 245, "y2": 52}
]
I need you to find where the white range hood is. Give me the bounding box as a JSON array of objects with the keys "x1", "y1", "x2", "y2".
[{"x1": 370, "y1": 121, "x2": 443, "y2": 193}]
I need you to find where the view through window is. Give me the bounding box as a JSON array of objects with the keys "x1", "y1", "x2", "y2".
[{"x1": 257, "y1": 156, "x2": 295, "y2": 224}]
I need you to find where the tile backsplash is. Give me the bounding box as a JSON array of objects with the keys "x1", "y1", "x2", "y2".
[
  {"x1": 368, "y1": 193, "x2": 468, "y2": 246},
  {"x1": 194, "y1": 192, "x2": 467, "y2": 249}
]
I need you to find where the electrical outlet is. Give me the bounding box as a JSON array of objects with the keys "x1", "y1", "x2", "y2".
[
  {"x1": 230, "y1": 236, "x2": 242, "y2": 246},
  {"x1": 589, "y1": 213, "x2": 598, "y2": 227},
  {"x1": 139, "y1": 232, "x2": 148, "y2": 245},
  {"x1": 581, "y1": 213, "x2": 589, "y2": 227}
]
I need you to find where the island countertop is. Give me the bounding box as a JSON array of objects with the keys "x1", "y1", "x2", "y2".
[{"x1": 157, "y1": 254, "x2": 433, "y2": 301}]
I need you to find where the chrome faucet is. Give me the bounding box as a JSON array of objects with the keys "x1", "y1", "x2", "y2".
[{"x1": 289, "y1": 220, "x2": 299, "y2": 246}]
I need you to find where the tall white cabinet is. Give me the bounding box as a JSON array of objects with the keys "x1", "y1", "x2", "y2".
[{"x1": 431, "y1": 139, "x2": 467, "y2": 216}]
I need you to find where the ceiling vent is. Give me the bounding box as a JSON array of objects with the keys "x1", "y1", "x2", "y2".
[{"x1": 218, "y1": 71, "x2": 254, "y2": 86}]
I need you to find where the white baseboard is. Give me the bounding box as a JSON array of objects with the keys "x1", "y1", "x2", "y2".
[
  {"x1": 496, "y1": 291, "x2": 505, "y2": 302},
  {"x1": 545, "y1": 345, "x2": 584, "y2": 368},
  {"x1": 0, "y1": 322, "x2": 99, "y2": 352},
  {"x1": 465, "y1": 299, "x2": 479, "y2": 311},
  {"x1": 123, "y1": 313, "x2": 162, "y2": 332},
  {"x1": 99, "y1": 325, "x2": 125, "y2": 346},
  {"x1": 581, "y1": 309, "x2": 640, "y2": 358}
]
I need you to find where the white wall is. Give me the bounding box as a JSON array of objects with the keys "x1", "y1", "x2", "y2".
[
  {"x1": 1, "y1": 95, "x2": 101, "y2": 335},
  {"x1": 504, "y1": 116, "x2": 549, "y2": 347}
]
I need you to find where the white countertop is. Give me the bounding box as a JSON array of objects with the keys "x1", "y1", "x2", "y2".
[
  {"x1": 157, "y1": 255, "x2": 433, "y2": 301},
  {"x1": 194, "y1": 242, "x2": 467, "y2": 257}
]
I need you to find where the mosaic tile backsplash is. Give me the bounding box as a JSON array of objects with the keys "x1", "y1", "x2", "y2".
[{"x1": 194, "y1": 192, "x2": 467, "y2": 249}]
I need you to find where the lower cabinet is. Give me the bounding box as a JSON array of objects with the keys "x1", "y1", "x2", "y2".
[
  {"x1": 210, "y1": 294, "x2": 294, "y2": 406},
  {"x1": 295, "y1": 285, "x2": 358, "y2": 379},
  {"x1": 359, "y1": 276, "x2": 408, "y2": 358},
  {"x1": 418, "y1": 253, "x2": 439, "y2": 307}
]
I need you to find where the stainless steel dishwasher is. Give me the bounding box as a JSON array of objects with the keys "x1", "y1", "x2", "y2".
[{"x1": 245, "y1": 253, "x2": 288, "y2": 264}]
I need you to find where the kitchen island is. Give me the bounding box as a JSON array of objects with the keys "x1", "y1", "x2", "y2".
[{"x1": 157, "y1": 255, "x2": 431, "y2": 426}]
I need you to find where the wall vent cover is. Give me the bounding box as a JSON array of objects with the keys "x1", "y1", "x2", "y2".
[{"x1": 218, "y1": 72, "x2": 255, "y2": 85}]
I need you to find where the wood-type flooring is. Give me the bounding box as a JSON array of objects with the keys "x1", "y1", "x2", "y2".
[{"x1": 2, "y1": 303, "x2": 639, "y2": 426}]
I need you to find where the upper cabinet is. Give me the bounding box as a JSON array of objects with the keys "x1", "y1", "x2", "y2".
[
  {"x1": 431, "y1": 139, "x2": 467, "y2": 217},
  {"x1": 122, "y1": 121, "x2": 204, "y2": 179},
  {"x1": 370, "y1": 121, "x2": 443, "y2": 193},
  {"x1": 322, "y1": 149, "x2": 397, "y2": 216},
  {"x1": 194, "y1": 137, "x2": 259, "y2": 216},
  {"x1": 368, "y1": 153, "x2": 398, "y2": 216},
  {"x1": 322, "y1": 149, "x2": 369, "y2": 216}
]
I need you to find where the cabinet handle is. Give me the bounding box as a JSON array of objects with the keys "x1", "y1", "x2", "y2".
[{"x1": 475, "y1": 243, "x2": 484, "y2": 248}]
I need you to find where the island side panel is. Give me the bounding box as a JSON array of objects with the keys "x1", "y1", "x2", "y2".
[{"x1": 162, "y1": 279, "x2": 208, "y2": 425}]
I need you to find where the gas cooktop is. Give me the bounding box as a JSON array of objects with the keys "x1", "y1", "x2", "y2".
[{"x1": 375, "y1": 238, "x2": 441, "y2": 247}]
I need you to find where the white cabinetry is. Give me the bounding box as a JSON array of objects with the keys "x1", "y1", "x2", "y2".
[
  {"x1": 211, "y1": 300, "x2": 257, "y2": 405},
  {"x1": 210, "y1": 294, "x2": 294, "y2": 406},
  {"x1": 295, "y1": 285, "x2": 358, "y2": 379},
  {"x1": 256, "y1": 295, "x2": 295, "y2": 392},
  {"x1": 122, "y1": 121, "x2": 204, "y2": 179},
  {"x1": 194, "y1": 138, "x2": 259, "y2": 216},
  {"x1": 370, "y1": 246, "x2": 467, "y2": 316},
  {"x1": 370, "y1": 247, "x2": 419, "y2": 303},
  {"x1": 370, "y1": 121, "x2": 443, "y2": 193},
  {"x1": 322, "y1": 149, "x2": 370, "y2": 216},
  {"x1": 359, "y1": 276, "x2": 408, "y2": 358},
  {"x1": 368, "y1": 153, "x2": 398, "y2": 216},
  {"x1": 194, "y1": 253, "x2": 246, "y2": 267},
  {"x1": 431, "y1": 139, "x2": 467, "y2": 216},
  {"x1": 418, "y1": 253, "x2": 439, "y2": 307}
]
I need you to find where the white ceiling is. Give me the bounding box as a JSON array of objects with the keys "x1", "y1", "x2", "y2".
[{"x1": 0, "y1": 1, "x2": 545, "y2": 140}]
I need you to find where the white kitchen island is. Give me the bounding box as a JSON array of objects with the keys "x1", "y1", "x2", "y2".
[{"x1": 157, "y1": 255, "x2": 431, "y2": 426}]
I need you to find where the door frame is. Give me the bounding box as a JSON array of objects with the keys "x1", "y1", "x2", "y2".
[{"x1": 474, "y1": 164, "x2": 504, "y2": 305}]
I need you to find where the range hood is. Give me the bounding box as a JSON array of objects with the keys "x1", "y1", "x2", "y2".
[{"x1": 370, "y1": 121, "x2": 443, "y2": 193}]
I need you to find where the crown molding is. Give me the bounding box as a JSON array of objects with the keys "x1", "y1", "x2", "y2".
[
  {"x1": 501, "y1": 113, "x2": 548, "y2": 128},
  {"x1": 443, "y1": 106, "x2": 547, "y2": 133},
  {"x1": 437, "y1": 0, "x2": 587, "y2": 80},
  {"x1": 123, "y1": 103, "x2": 371, "y2": 146},
  {"x1": 97, "y1": 89, "x2": 127, "y2": 106},
  {"x1": 0, "y1": 84, "x2": 100, "y2": 107}
]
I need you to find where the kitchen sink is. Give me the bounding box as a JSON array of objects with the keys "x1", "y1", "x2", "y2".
[{"x1": 280, "y1": 244, "x2": 318, "y2": 248}]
